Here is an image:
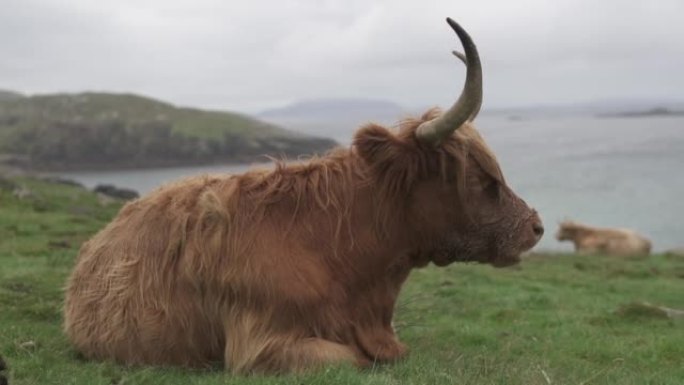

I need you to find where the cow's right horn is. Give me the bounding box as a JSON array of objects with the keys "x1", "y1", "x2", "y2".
[{"x1": 416, "y1": 18, "x2": 483, "y2": 146}]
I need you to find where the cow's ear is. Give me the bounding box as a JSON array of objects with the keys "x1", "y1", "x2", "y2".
[
  {"x1": 354, "y1": 123, "x2": 406, "y2": 166},
  {"x1": 354, "y1": 123, "x2": 421, "y2": 189}
]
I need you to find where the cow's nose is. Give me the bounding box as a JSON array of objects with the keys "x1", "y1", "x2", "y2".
[{"x1": 532, "y1": 222, "x2": 544, "y2": 237}]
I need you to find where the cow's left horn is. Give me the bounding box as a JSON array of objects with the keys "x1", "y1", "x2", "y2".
[{"x1": 416, "y1": 18, "x2": 483, "y2": 145}]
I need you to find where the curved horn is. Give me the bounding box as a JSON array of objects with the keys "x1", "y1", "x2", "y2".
[
  {"x1": 416, "y1": 18, "x2": 483, "y2": 145},
  {"x1": 451, "y1": 50, "x2": 482, "y2": 122}
]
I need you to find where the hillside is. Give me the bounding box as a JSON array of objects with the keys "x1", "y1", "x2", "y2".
[
  {"x1": 0, "y1": 92, "x2": 336, "y2": 171},
  {"x1": 0, "y1": 89, "x2": 24, "y2": 102}
]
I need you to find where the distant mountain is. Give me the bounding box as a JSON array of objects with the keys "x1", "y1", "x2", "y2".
[
  {"x1": 258, "y1": 98, "x2": 410, "y2": 143},
  {"x1": 0, "y1": 92, "x2": 336, "y2": 171}
]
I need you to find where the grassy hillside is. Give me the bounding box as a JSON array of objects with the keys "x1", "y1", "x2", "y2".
[
  {"x1": 0, "y1": 92, "x2": 336, "y2": 171},
  {"x1": 0, "y1": 90, "x2": 24, "y2": 102},
  {"x1": 0, "y1": 176, "x2": 683, "y2": 384}
]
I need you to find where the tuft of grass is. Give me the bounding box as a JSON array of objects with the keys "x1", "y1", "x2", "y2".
[{"x1": 0, "y1": 176, "x2": 683, "y2": 384}]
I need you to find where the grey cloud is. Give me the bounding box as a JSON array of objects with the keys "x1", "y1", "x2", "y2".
[{"x1": 1, "y1": 0, "x2": 682, "y2": 112}]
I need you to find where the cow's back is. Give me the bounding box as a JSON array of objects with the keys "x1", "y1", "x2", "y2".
[
  {"x1": 609, "y1": 229, "x2": 652, "y2": 256},
  {"x1": 600, "y1": 228, "x2": 652, "y2": 256}
]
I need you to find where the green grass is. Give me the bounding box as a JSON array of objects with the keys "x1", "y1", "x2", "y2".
[{"x1": 1, "y1": 177, "x2": 683, "y2": 384}]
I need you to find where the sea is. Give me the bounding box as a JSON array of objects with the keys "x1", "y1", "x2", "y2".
[{"x1": 59, "y1": 115, "x2": 684, "y2": 252}]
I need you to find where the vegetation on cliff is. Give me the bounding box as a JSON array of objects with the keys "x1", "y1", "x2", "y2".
[{"x1": 0, "y1": 92, "x2": 336, "y2": 171}]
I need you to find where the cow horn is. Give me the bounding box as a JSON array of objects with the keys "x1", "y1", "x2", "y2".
[
  {"x1": 451, "y1": 50, "x2": 482, "y2": 122},
  {"x1": 416, "y1": 18, "x2": 483, "y2": 145}
]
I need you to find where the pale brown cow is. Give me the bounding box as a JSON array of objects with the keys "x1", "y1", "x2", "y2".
[
  {"x1": 556, "y1": 220, "x2": 652, "y2": 256},
  {"x1": 64, "y1": 18, "x2": 544, "y2": 374}
]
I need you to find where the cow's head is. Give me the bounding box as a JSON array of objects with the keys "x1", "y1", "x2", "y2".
[
  {"x1": 555, "y1": 220, "x2": 579, "y2": 241},
  {"x1": 354, "y1": 18, "x2": 543, "y2": 268}
]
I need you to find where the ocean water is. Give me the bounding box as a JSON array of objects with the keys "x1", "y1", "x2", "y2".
[
  {"x1": 478, "y1": 115, "x2": 684, "y2": 252},
  {"x1": 60, "y1": 115, "x2": 684, "y2": 252}
]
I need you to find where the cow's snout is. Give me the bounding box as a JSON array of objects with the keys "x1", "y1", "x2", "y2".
[
  {"x1": 532, "y1": 221, "x2": 544, "y2": 238},
  {"x1": 529, "y1": 212, "x2": 544, "y2": 244}
]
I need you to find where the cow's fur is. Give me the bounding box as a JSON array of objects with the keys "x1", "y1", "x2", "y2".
[
  {"x1": 556, "y1": 220, "x2": 652, "y2": 256},
  {"x1": 64, "y1": 109, "x2": 542, "y2": 374}
]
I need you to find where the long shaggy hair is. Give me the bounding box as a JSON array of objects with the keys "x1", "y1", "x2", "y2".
[
  {"x1": 232, "y1": 108, "x2": 502, "y2": 238},
  {"x1": 63, "y1": 109, "x2": 508, "y2": 373}
]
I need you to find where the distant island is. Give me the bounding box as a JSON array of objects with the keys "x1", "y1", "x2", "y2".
[
  {"x1": 0, "y1": 90, "x2": 336, "y2": 171},
  {"x1": 258, "y1": 98, "x2": 412, "y2": 143},
  {"x1": 597, "y1": 107, "x2": 684, "y2": 118}
]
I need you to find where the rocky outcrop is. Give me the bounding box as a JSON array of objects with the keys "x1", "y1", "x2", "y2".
[{"x1": 93, "y1": 184, "x2": 139, "y2": 201}]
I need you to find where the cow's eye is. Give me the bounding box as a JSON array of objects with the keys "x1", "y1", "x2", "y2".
[{"x1": 484, "y1": 179, "x2": 500, "y2": 198}]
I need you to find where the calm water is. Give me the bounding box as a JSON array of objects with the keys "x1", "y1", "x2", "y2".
[{"x1": 60, "y1": 115, "x2": 684, "y2": 252}]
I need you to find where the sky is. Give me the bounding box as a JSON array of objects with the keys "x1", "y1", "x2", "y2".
[{"x1": 2, "y1": 0, "x2": 684, "y2": 113}]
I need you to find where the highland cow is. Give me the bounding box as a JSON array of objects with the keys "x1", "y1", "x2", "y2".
[
  {"x1": 64, "y1": 18, "x2": 544, "y2": 374},
  {"x1": 556, "y1": 220, "x2": 651, "y2": 256}
]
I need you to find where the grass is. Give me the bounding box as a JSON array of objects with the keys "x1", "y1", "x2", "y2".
[{"x1": 1, "y1": 177, "x2": 683, "y2": 384}]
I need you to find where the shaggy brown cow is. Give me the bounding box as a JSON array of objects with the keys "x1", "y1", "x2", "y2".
[
  {"x1": 556, "y1": 220, "x2": 652, "y2": 256},
  {"x1": 64, "y1": 18, "x2": 543, "y2": 374}
]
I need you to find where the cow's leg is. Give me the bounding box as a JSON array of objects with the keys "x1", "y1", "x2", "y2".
[
  {"x1": 576, "y1": 239, "x2": 602, "y2": 255},
  {"x1": 226, "y1": 334, "x2": 368, "y2": 374},
  {"x1": 279, "y1": 337, "x2": 370, "y2": 372},
  {"x1": 575, "y1": 240, "x2": 590, "y2": 254},
  {"x1": 354, "y1": 327, "x2": 408, "y2": 363}
]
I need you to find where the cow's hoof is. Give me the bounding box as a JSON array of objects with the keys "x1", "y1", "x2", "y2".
[{"x1": 374, "y1": 340, "x2": 409, "y2": 363}]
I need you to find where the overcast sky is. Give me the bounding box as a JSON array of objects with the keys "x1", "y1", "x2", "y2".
[{"x1": 2, "y1": 0, "x2": 683, "y2": 113}]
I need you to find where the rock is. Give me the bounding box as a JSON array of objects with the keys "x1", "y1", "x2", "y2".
[
  {"x1": 617, "y1": 301, "x2": 684, "y2": 320},
  {"x1": 39, "y1": 176, "x2": 84, "y2": 188},
  {"x1": 18, "y1": 341, "x2": 36, "y2": 350},
  {"x1": 93, "y1": 184, "x2": 139, "y2": 200}
]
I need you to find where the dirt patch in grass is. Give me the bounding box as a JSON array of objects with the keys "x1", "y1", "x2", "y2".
[
  {"x1": 615, "y1": 302, "x2": 684, "y2": 321},
  {"x1": 3, "y1": 281, "x2": 33, "y2": 294}
]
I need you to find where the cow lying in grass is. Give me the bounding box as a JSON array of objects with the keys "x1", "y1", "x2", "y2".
[
  {"x1": 556, "y1": 220, "x2": 651, "y2": 256},
  {"x1": 64, "y1": 18, "x2": 544, "y2": 374}
]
